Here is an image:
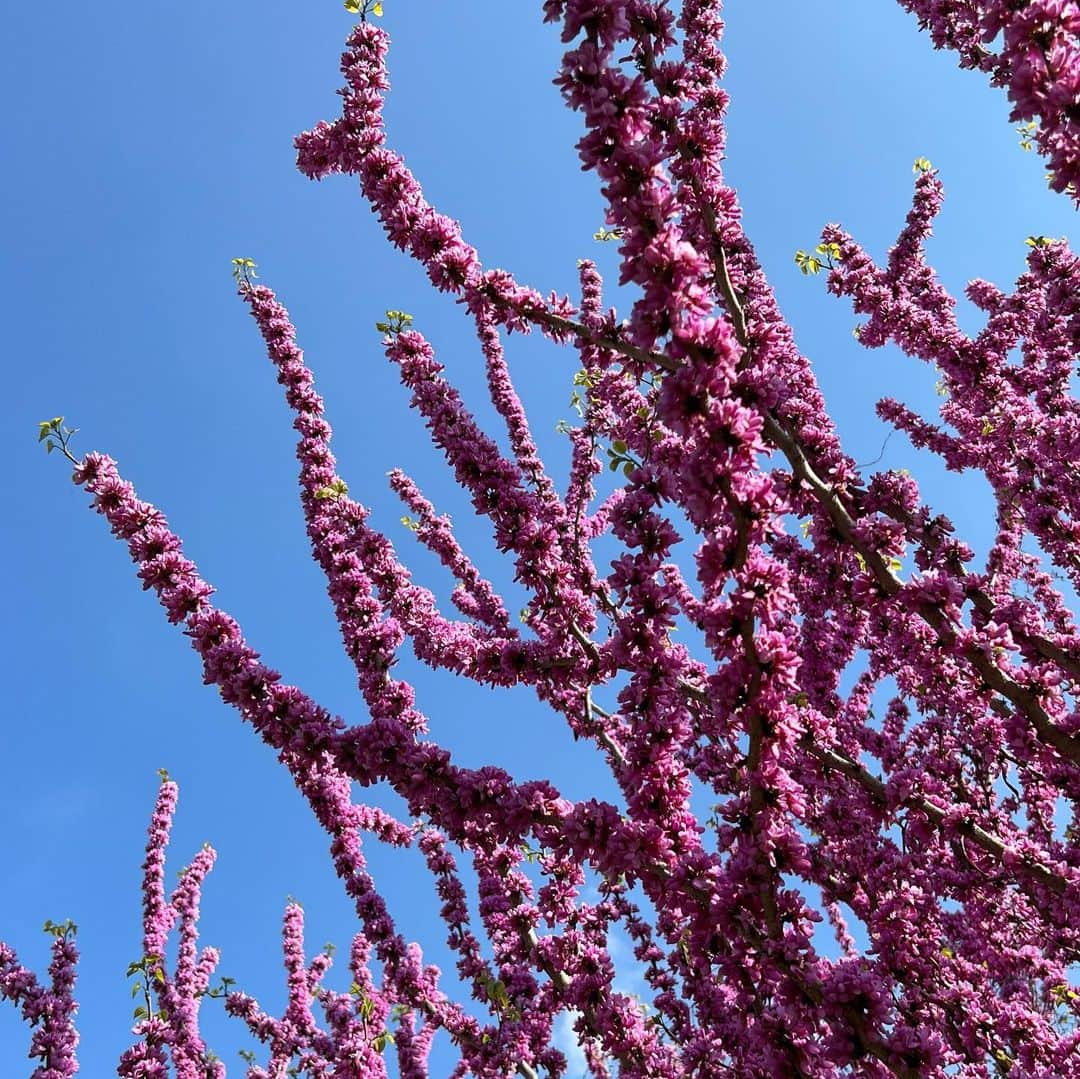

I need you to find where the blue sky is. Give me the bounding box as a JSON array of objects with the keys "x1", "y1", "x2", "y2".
[{"x1": 1, "y1": 2, "x2": 1075, "y2": 1074}]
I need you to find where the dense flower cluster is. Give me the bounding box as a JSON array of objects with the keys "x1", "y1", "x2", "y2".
[
  {"x1": 0, "y1": 931, "x2": 79, "y2": 1078},
  {"x1": 896, "y1": 0, "x2": 1080, "y2": 200},
  {"x1": 5, "y1": 1, "x2": 1080, "y2": 1076}
]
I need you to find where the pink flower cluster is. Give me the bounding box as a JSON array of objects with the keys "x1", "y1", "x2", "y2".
[
  {"x1": 6, "y1": 1, "x2": 1080, "y2": 1076},
  {"x1": 0, "y1": 931, "x2": 79, "y2": 1078},
  {"x1": 117, "y1": 778, "x2": 223, "y2": 1079},
  {"x1": 897, "y1": 0, "x2": 1080, "y2": 199}
]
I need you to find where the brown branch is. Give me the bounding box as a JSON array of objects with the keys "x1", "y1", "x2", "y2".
[{"x1": 523, "y1": 301, "x2": 1080, "y2": 770}]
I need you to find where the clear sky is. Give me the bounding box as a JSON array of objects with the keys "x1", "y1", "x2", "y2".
[{"x1": 1, "y1": 2, "x2": 1075, "y2": 1075}]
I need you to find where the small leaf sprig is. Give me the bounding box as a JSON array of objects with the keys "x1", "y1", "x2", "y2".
[
  {"x1": 1017, "y1": 121, "x2": 1037, "y2": 152},
  {"x1": 314, "y1": 477, "x2": 350, "y2": 501},
  {"x1": 37, "y1": 417, "x2": 79, "y2": 463},
  {"x1": 567, "y1": 366, "x2": 597, "y2": 419},
  {"x1": 203, "y1": 975, "x2": 236, "y2": 1001},
  {"x1": 231, "y1": 257, "x2": 258, "y2": 286},
  {"x1": 375, "y1": 309, "x2": 413, "y2": 335},
  {"x1": 347, "y1": 983, "x2": 396, "y2": 1053},
  {"x1": 126, "y1": 952, "x2": 166, "y2": 1023},
  {"x1": 344, "y1": 0, "x2": 383, "y2": 19},
  {"x1": 593, "y1": 226, "x2": 623, "y2": 242},
  {"x1": 42, "y1": 919, "x2": 78, "y2": 941},
  {"x1": 607, "y1": 439, "x2": 640, "y2": 478},
  {"x1": 794, "y1": 242, "x2": 842, "y2": 276}
]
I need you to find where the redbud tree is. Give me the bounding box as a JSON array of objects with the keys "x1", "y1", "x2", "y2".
[{"x1": 5, "y1": 1, "x2": 1080, "y2": 1075}]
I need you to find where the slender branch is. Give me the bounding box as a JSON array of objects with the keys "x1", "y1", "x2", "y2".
[
  {"x1": 675, "y1": 675, "x2": 1068, "y2": 895},
  {"x1": 521, "y1": 300, "x2": 1080, "y2": 769}
]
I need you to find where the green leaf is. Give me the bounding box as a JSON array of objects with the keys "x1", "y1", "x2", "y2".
[
  {"x1": 913, "y1": 156, "x2": 932, "y2": 174},
  {"x1": 377, "y1": 309, "x2": 414, "y2": 336},
  {"x1": 231, "y1": 257, "x2": 258, "y2": 283},
  {"x1": 794, "y1": 250, "x2": 825, "y2": 275},
  {"x1": 488, "y1": 979, "x2": 510, "y2": 1008},
  {"x1": 315, "y1": 477, "x2": 349, "y2": 501}
]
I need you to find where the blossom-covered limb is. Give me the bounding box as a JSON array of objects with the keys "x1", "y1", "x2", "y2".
[
  {"x1": 896, "y1": 0, "x2": 1080, "y2": 200},
  {"x1": 0, "y1": 929, "x2": 80, "y2": 1079}
]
